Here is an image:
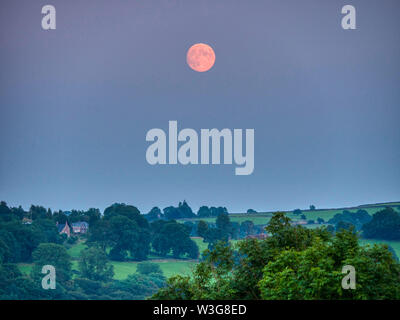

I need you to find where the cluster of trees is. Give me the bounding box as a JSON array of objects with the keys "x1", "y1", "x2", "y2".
[
  {"x1": 328, "y1": 209, "x2": 372, "y2": 231},
  {"x1": 153, "y1": 212, "x2": 400, "y2": 300},
  {"x1": 151, "y1": 220, "x2": 198, "y2": 259},
  {"x1": 197, "y1": 214, "x2": 235, "y2": 249},
  {"x1": 246, "y1": 209, "x2": 257, "y2": 214},
  {"x1": 0, "y1": 243, "x2": 165, "y2": 300},
  {"x1": 292, "y1": 205, "x2": 316, "y2": 214},
  {"x1": 162, "y1": 201, "x2": 196, "y2": 220},
  {"x1": 197, "y1": 206, "x2": 228, "y2": 218},
  {"x1": 0, "y1": 200, "x2": 197, "y2": 299},
  {"x1": 58, "y1": 208, "x2": 101, "y2": 225},
  {"x1": 326, "y1": 207, "x2": 400, "y2": 240},
  {"x1": 293, "y1": 209, "x2": 303, "y2": 216},
  {"x1": 195, "y1": 215, "x2": 266, "y2": 250},
  {"x1": 88, "y1": 204, "x2": 151, "y2": 261},
  {"x1": 73, "y1": 248, "x2": 166, "y2": 300},
  {"x1": 145, "y1": 202, "x2": 228, "y2": 221},
  {"x1": 362, "y1": 207, "x2": 400, "y2": 240},
  {"x1": 238, "y1": 220, "x2": 264, "y2": 238},
  {"x1": 0, "y1": 200, "x2": 203, "y2": 263},
  {"x1": 0, "y1": 201, "x2": 102, "y2": 263},
  {"x1": 316, "y1": 217, "x2": 325, "y2": 224},
  {"x1": 0, "y1": 205, "x2": 65, "y2": 264},
  {"x1": 0, "y1": 201, "x2": 101, "y2": 227},
  {"x1": 88, "y1": 203, "x2": 199, "y2": 261},
  {"x1": 145, "y1": 201, "x2": 196, "y2": 221}
]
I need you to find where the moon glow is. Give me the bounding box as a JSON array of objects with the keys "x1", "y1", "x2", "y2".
[{"x1": 186, "y1": 43, "x2": 215, "y2": 72}]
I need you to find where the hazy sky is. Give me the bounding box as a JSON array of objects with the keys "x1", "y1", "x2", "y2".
[{"x1": 1, "y1": 0, "x2": 399, "y2": 213}]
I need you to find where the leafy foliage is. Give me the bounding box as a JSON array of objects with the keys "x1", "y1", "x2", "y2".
[
  {"x1": 362, "y1": 207, "x2": 400, "y2": 240},
  {"x1": 151, "y1": 220, "x2": 199, "y2": 259},
  {"x1": 153, "y1": 212, "x2": 400, "y2": 300},
  {"x1": 163, "y1": 201, "x2": 196, "y2": 220},
  {"x1": 197, "y1": 206, "x2": 228, "y2": 218},
  {"x1": 78, "y1": 247, "x2": 114, "y2": 282},
  {"x1": 89, "y1": 204, "x2": 151, "y2": 261},
  {"x1": 329, "y1": 209, "x2": 372, "y2": 231},
  {"x1": 31, "y1": 243, "x2": 72, "y2": 285}
]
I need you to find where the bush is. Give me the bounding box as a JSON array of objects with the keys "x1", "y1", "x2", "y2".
[
  {"x1": 293, "y1": 209, "x2": 302, "y2": 215},
  {"x1": 137, "y1": 262, "x2": 162, "y2": 276}
]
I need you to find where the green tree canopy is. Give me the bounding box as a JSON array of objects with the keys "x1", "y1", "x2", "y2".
[
  {"x1": 152, "y1": 220, "x2": 199, "y2": 259},
  {"x1": 78, "y1": 247, "x2": 114, "y2": 282},
  {"x1": 154, "y1": 212, "x2": 400, "y2": 300},
  {"x1": 197, "y1": 220, "x2": 209, "y2": 238},
  {"x1": 362, "y1": 207, "x2": 400, "y2": 240},
  {"x1": 31, "y1": 243, "x2": 72, "y2": 285}
]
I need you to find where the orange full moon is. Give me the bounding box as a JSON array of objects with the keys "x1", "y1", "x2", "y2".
[{"x1": 186, "y1": 43, "x2": 216, "y2": 72}]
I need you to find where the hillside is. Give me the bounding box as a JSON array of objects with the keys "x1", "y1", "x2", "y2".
[{"x1": 178, "y1": 201, "x2": 400, "y2": 225}]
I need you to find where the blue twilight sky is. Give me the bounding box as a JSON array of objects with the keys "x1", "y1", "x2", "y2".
[{"x1": 0, "y1": 0, "x2": 399, "y2": 213}]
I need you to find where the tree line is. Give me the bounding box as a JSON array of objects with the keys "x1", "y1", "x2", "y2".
[{"x1": 145, "y1": 201, "x2": 228, "y2": 221}]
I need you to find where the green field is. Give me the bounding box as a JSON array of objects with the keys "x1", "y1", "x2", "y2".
[{"x1": 67, "y1": 242, "x2": 88, "y2": 259}]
